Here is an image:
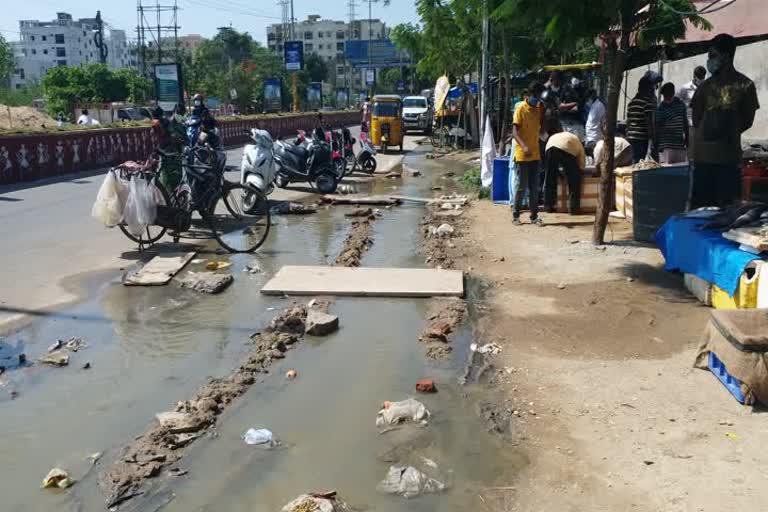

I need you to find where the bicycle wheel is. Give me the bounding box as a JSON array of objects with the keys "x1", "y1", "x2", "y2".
[
  {"x1": 207, "y1": 184, "x2": 271, "y2": 253},
  {"x1": 119, "y1": 179, "x2": 170, "y2": 246}
]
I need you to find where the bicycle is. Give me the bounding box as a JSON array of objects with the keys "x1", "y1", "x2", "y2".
[{"x1": 117, "y1": 145, "x2": 271, "y2": 253}]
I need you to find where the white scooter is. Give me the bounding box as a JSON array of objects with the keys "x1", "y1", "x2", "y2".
[{"x1": 240, "y1": 128, "x2": 277, "y2": 212}]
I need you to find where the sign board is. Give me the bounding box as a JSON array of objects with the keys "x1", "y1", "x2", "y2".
[
  {"x1": 207, "y1": 97, "x2": 221, "y2": 108},
  {"x1": 307, "y1": 82, "x2": 323, "y2": 110},
  {"x1": 284, "y1": 41, "x2": 304, "y2": 71},
  {"x1": 365, "y1": 69, "x2": 375, "y2": 86},
  {"x1": 264, "y1": 77, "x2": 282, "y2": 112},
  {"x1": 345, "y1": 39, "x2": 411, "y2": 69},
  {"x1": 154, "y1": 63, "x2": 183, "y2": 112},
  {"x1": 396, "y1": 79, "x2": 405, "y2": 92},
  {"x1": 336, "y1": 88, "x2": 349, "y2": 107},
  {"x1": 469, "y1": 82, "x2": 479, "y2": 95}
]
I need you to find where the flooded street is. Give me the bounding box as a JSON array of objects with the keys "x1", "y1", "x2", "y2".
[{"x1": 0, "y1": 143, "x2": 521, "y2": 511}]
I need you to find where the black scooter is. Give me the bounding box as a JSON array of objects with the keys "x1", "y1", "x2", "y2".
[{"x1": 273, "y1": 128, "x2": 339, "y2": 194}]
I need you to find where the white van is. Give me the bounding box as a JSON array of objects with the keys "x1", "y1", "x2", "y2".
[{"x1": 401, "y1": 96, "x2": 432, "y2": 134}]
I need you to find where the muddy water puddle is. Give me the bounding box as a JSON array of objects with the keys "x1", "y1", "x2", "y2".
[{"x1": 0, "y1": 150, "x2": 519, "y2": 511}]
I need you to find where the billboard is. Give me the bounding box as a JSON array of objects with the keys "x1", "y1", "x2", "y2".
[
  {"x1": 307, "y1": 82, "x2": 323, "y2": 110},
  {"x1": 284, "y1": 41, "x2": 304, "y2": 71},
  {"x1": 336, "y1": 88, "x2": 349, "y2": 107},
  {"x1": 396, "y1": 79, "x2": 405, "y2": 92},
  {"x1": 154, "y1": 63, "x2": 183, "y2": 112},
  {"x1": 365, "y1": 69, "x2": 375, "y2": 86},
  {"x1": 345, "y1": 39, "x2": 411, "y2": 69},
  {"x1": 264, "y1": 78, "x2": 282, "y2": 112}
]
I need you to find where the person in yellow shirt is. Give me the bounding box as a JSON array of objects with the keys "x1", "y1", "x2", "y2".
[
  {"x1": 512, "y1": 82, "x2": 546, "y2": 225},
  {"x1": 544, "y1": 130, "x2": 586, "y2": 214}
]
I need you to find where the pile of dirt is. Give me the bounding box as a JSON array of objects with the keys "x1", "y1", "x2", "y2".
[
  {"x1": 420, "y1": 209, "x2": 468, "y2": 270},
  {"x1": 419, "y1": 298, "x2": 467, "y2": 360},
  {"x1": 0, "y1": 104, "x2": 57, "y2": 130},
  {"x1": 100, "y1": 304, "x2": 320, "y2": 509},
  {"x1": 335, "y1": 220, "x2": 374, "y2": 267}
]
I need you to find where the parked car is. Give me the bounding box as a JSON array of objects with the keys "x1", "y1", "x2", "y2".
[
  {"x1": 117, "y1": 108, "x2": 144, "y2": 122},
  {"x1": 401, "y1": 96, "x2": 432, "y2": 134},
  {"x1": 138, "y1": 107, "x2": 154, "y2": 119}
]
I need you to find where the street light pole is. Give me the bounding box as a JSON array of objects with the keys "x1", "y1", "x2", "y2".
[
  {"x1": 479, "y1": 0, "x2": 490, "y2": 146},
  {"x1": 368, "y1": 0, "x2": 372, "y2": 95}
]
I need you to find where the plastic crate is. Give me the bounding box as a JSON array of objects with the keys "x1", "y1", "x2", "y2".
[
  {"x1": 708, "y1": 351, "x2": 746, "y2": 403},
  {"x1": 491, "y1": 156, "x2": 510, "y2": 204}
]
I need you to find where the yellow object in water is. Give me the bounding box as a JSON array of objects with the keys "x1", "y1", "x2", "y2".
[{"x1": 205, "y1": 260, "x2": 232, "y2": 271}]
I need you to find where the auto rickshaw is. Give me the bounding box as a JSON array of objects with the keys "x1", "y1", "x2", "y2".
[{"x1": 370, "y1": 95, "x2": 403, "y2": 153}]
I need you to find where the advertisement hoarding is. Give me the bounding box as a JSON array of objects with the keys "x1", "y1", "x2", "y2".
[
  {"x1": 335, "y1": 88, "x2": 349, "y2": 107},
  {"x1": 307, "y1": 82, "x2": 323, "y2": 110},
  {"x1": 154, "y1": 63, "x2": 183, "y2": 112},
  {"x1": 284, "y1": 41, "x2": 304, "y2": 71},
  {"x1": 264, "y1": 78, "x2": 282, "y2": 112},
  {"x1": 344, "y1": 40, "x2": 411, "y2": 69}
]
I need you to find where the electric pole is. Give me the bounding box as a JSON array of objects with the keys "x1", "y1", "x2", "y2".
[
  {"x1": 94, "y1": 10, "x2": 108, "y2": 64},
  {"x1": 479, "y1": 0, "x2": 490, "y2": 146}
]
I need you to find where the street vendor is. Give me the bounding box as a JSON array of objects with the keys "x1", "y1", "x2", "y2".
[
  {"x1": 511, "y1": 82, "x2": 546, "y2": 226},
  {"x1": 690, "y1": 34, "x2": 760, "y2": 208},
  {"x1": 544, "y1": 130, "x2": 586, "y2": 215},
  {"x1": 151, "y1": 106, "x2": 186, "y2": 192}
]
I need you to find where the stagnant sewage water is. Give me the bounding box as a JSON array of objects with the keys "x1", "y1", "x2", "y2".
[{"x1": 0, "y1": 148, "x2": 523, "y2": 511}]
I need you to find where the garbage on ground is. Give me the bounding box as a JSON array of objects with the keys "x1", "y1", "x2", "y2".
[
  {"x1": 244, "y1": 263, "x2": 262, "y2": 274},
  {"x1": 470, "y1": 342, "x2": 502, "y2": 355},
  {"x1": 376, "y1": 399, "x2": 430, "y2": 428},
  {"x1": 337, "y1": 184, "x2": 358, "y2": 195},
  {"x1": 42, "y1": 468, "x2": 74, "y2": 489},
  {"x1": 376, "y1": 465, "x2": 446, "y2": 498},
  {"x1": 205, "y1": 260, "x2": 232, "y2": 271},
  {"x1": 243, "y1": 428, "x2": 274, "y2": 445},
  {"x1": 286, "y1": 369, "x2": 298, "y2": 379},
  {"x1": 40, "y1": 351, "x2": 70, "y2": 367},
  {"x1": 282, "y1": 491, "x2": 353, "y2": 512},
  {"x1": 91, "y1": 170, "x2": 124, "y2": 227},
  {"x1": 65, "y1": 337, "x2": 85, "y2": 351},
  {"x1": 415, "y1": 378, "x2": 437, "y2": 393},
  {"x1": 271, "y1": 202, "x2": 318, "y2": 215},
  {"x1": 87, "y1": 452, "x2": 102, "y2": 464},
  {"x1": 122, "y1": 174, "x2": 158, "y2": 237},
  {"x1": 305, "y1": 310, "x2": 339, "y2": 336}
]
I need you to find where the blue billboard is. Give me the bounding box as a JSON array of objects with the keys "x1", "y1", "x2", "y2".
[
  {"x1": 264, "y1": 77, "x2": 282, "y2": 112},
  {"x1": 284, "y1": 41, "x2": 303, "y2": 71},
  {"x1": 307, "y1": 82, "x2": 322, "y2": 110},
  {"x1": 344, "y1": 39, "x2": 411, "y2": 69}
]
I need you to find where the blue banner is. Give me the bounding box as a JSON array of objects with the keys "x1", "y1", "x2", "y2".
[
  {"x1": 396, "y1": 79, "x2": 405, "y2": 92},
  {"x1": 336, "y1": 88, "x2": 349, "y2": 107},
  {"x1": 307, "y1": 82, "x2": 322, "y2": 110},
  {"x1": 345, "y1": 39, "x2": 410, "y2": 69},
  {"x1": 284, "y1": 41, "x2": 303, "y2": 71},
  {"x1": 264, "y1": 77, "x2": 282, "y2": 112}
]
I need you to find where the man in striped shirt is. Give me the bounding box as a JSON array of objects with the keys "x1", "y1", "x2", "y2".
[
  {"x1": 655, "y1": 82, "x2": 689, "y2": 164},
  {"x1": 626, "y1": 76, "x2": 655, "y2": 163}
]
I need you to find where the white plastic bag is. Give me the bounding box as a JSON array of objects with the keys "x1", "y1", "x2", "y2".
[
  {"x1": 377, "y1": 466, "x2": 446, "y2": 498},
  {"x1": 242, "y1": 428, "x2": 273, "y2": 445},
  {"x1": 123, "y1": 176, "x2": 158, "y2": 236},
  {"x1": 480, "y1": 114, "x2": 496, "y2": 188},
  {"x1": 91, "y1": 170, "x2": 123, "y2": 227},
  {"x1": 376, "y1": 399, "x2": 430, "y2": 428}
]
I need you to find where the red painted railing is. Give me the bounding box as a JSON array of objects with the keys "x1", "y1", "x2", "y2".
[{"x1": 0, "y1": 111, "x2": 359, "y2": 185}]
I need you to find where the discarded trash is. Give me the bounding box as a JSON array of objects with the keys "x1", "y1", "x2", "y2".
[
  {"x1": 376, "y1": 399, "x2": 430, "y2": 428},
  {"x1": 436, "y1": 224, "x2": 454, "y2": 237},
  {"x1": 243, "y1": 428, "x2": 274, "y2": 445},
  {"x1": 65, "y1": 337, "x2": 85, "y2": 352},
  {"x1": 725, "y1": 432, "x2": 740, "y2": 440},
  {"x1": 415, "y1": 378, "x2": 437, "y2": 393},
  {"x1": 42, "y1": 468, "x2": 73, "y2": 489},
  {"x1": 286, "y1": 369, "x2": 298, "y2": 379},
  {"x1": 376, "y1": 465, "x2": 446, "y2": 498},
  {"x1": 123, "y1": 174, "x2": 158, "y2": 236},
  {"x1": 244, "y1": 263, "x2": 262, "y2": 274},
  {"x1": 282, "y1": 491, "x2": 353, "y2": 512},
  {"x1": 205, "y1": 260, "x2": 232, "y2": 271},
  {"x1": 82, "y1": 362, "x2": 91, "y2": 370},
  {"x1": 305, "y1": 310, "x2": 339, "y2": 336},
  {"x1": 557, "y1": 282, "x2": 567, "y2": 290},
  {"x1": 421, "y1": 456, "x2": 438, "y2": 469},
  {"x1": 40, "y1": 351, "x2": 69, "y2": 367},
  {"x1": 470, "y1": 342, "x2": 502, "y2": 355},
  {"x1": 410, "y1": 169, "x2": 422, "y2": 177},
  {"x1": 87, "y1": 452, "x2": 102, "y2": 464},
  {"x1": 48, "y1": 340, "x2": 63, "y2": 353},
  {"x1": 337, "y1": 184, "x2": 359, "y2": 194}
]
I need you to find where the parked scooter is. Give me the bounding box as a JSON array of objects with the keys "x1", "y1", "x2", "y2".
[
  {"x1": 240, "y1": 128, "x2": 277, "y2": 212},
  {"x1": 326, "y1": 129, "x2": 347, "y2": 176},
  {"x1": 273, "y1": 127, "x2": 339, "y2": 194},
  {"x1": 344, "y1": 131, "x2": 377, "y2": 176}
]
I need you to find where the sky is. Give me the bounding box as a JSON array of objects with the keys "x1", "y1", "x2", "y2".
[{"x1": 2, "y1": 0, "x2": 420, "y2": 44}]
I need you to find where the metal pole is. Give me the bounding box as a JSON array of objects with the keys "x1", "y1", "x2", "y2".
[
  {"x1": 479, "y1": 0, "x2": 490, "y2": 144},
  {"x1": 290, "y1": 0, "x2": 295, "y2": 40},
  {"x1": 368, "y1": 0, "x2": 372, "y2": 94},
  {"x1": 156, "y1": 0, "x2": 162, "y2": 64}
]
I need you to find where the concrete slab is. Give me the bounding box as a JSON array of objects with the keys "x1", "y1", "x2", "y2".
[
  {"x1": 124, "y1": 252, "x2": 196, "y2": 286},
  {"x1": 261, "y1": 265, "x2": 464, "y2": 298}
]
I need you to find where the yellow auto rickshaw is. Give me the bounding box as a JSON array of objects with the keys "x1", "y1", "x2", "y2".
[{"x1": 370, "y1": 95, "x2": 403, "y2": 153}]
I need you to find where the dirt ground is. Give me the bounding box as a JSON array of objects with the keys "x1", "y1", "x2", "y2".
[
  {"x1": 0, "y1": 104, "x2": 57, "y2": 130},
  {"x1": 446, "y1": 200, "x2": 768, "y2": 511}
]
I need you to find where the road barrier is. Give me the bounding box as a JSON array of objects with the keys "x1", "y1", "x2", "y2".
[{"x1": 0, "y1": 111, "x2": 359, "y2": 186}]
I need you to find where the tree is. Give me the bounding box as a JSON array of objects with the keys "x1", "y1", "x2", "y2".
[
  {"x1": 305, "y1": 53, "x2": 329, "y2": 83},
  {"x1": 495, "y1": 0, "x2": 710, "y2": 244},
  {"x1": 113, "y1": 68, "x2": 152, "y2": 104},
  {"x1": 0, "y1": 35, "x2": 13, "y2": 87}
]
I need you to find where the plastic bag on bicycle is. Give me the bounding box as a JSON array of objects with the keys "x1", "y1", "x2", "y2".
[{"x1": 123, "y1": 176, "x2": 158, "y2": 236}]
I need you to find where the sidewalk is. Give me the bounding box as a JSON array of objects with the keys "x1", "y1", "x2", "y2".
[{"x1": 446, "y1": 201, "x2": 768, "y2": 511}]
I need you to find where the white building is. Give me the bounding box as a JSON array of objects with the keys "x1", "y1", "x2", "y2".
[
  {"x1": 10, "y1": 12, "x2": 135, "y2": 88},
  {"x1": 267, "y1": 15, "x2": 387, "y2": 90}
]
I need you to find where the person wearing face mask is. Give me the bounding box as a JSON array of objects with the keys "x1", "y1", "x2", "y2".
[
  {"x1": 511, "y1": 82, "x2": 546, "y2": 226},
  {"x1": 151, "y1": 106, "x2": 186, "y2": 192},
  {"x1": 690, "y1": 33, "x2": 760, "y2": 209}
]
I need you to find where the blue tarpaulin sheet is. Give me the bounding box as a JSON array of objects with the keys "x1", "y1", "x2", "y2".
[{"x1": 655, "y1": 216, "x2": 760, "y2": 296}]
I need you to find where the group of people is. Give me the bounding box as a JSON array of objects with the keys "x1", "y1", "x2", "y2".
[{"x1": 509, "y1": 33, "x2": 760, "y2": 225}]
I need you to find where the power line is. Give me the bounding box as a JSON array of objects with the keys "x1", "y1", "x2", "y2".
[{"x1": 182, "y1": 0, "x2": 281, "y2": 20}]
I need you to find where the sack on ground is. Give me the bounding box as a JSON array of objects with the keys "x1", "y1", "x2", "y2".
[
  {"x1": 123, "y1": 176, "x2": 158, "y2": 236},
  {"x1": 91, "y1": 170, "x2": 123, "y2": 227}
]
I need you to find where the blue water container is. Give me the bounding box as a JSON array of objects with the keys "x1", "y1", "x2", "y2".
[{"x1": 492, "y1": 156, "x2": 510, "y2": 204}]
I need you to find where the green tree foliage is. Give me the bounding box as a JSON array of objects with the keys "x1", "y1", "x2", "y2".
[
  {"x1": 0, "y1": 35, "x2": 14, "y2": 87},
  {"x1": 305, "y1": 53, "x2": 329, "y2": 83},
  {"x1": 113, "y1": 68, "x2": 152, "y2": 104}
]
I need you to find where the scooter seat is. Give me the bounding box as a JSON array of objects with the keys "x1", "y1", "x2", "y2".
[{"x1": 284, "y1": 143, "x2": 308, "y2": 159}]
